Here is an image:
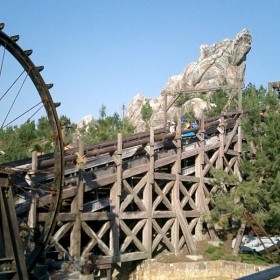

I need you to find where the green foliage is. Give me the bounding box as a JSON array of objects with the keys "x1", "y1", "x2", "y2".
[
  {"x1": 141, "y1": 102, "x2": 153, "y2": 123},
  {"x1": 60, "y1": 115, "x2": 77, "y2": 147},
  {"x1": 175, "y1": 93, "x2": 193, "y2": 106},
  {"x1": 211, "y1": 253, "x2": 224, "y2": 260},
  {"x1": 240, "y1": 253, "x2": 275, "y2": 265},
  {"x1": 0, "y1": 114, "x2": 77, "y2": 162},
  {"x1": 184, "y1": 106, "x2": 195, "y2": 120},
  {"x1": 80, "y1": 106, "x2": 135, "y2": 145},
  {"x1": 210, "y1": 84, "x2": 280, "y2": 233},
  {"x1": 210, "y1": 169, "x2": 243, "y2": 224},
  {"x1": 206, "y1": 89, "x2": 230, "y2": 116},
  {"x1": 205, "y1": 244, "x2": 224, "y2": 260},
  {"x1": 0, "y1": 121, "x2": 37, "y2": 162},
  {"x1": 205, "y1": 246, "x2": 219, "y2": 254}
]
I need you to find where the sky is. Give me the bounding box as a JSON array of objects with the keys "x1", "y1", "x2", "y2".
[{"x1": 1, "y1": 1, "x2": 280, "y2": 123}]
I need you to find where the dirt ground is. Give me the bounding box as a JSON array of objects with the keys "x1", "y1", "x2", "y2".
[
  {"x1": 154, "y1": 229, "x2": 239, "y2": 263},
  {"x1": 50, "y1": 230, "x2": 242, "y2": 279},
  {"x1": 113, "y1": 230, "x2": 243, "y2": 280}
]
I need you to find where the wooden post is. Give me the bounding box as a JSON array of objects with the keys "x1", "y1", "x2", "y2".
[
  {"x1": 199, "y1": 116, "x2": 219, "y2": 241},
  {"x1": 233, "y1": 222, "x2": 246, "y2": 255},
  {"x1": 70, "y1": 140, "x2": 85, "y2": 260},
  {"x1": 194, "y1": 116, "x2": 204, "y2": 239},
  {"x1": 27, "y1": 151, "x2": 38, "y2": 230},
  {"x1": 173, "y1": 117, "x2": 196, "y2": 254},
  {"x1": 143, "y1": 127, "x2": 154, "y2": 258},
  {"x1": 0, "y1": 173, "x2": 29, "y2": 279},
  {"x1": 218, "y1": 115, "x2": 225, "y2": 169},
  {"x1": 171, "y1": 117, "x2": 181, "y2": 255},
  {"x1": 110, "y1": 133, "x2": 122, "y2": 258}
]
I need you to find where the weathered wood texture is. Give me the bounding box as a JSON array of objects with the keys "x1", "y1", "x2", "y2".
[{"x1": 27, "y1": 113, "x2": 242, "y2": 268}]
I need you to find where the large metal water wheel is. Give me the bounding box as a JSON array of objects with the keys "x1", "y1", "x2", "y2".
[{"x1": 0, "y1": 23, "x2": 64, "y2": 277}]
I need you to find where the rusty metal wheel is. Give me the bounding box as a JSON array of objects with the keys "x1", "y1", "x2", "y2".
[{"x1": 0, "y1": 23, "x2": 64, "y2": 272}]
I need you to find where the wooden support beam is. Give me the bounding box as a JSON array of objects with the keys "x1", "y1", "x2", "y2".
[
  {"x1": 172, "y1": 117, "x2": 182, "y2": 255},
  {"x1": 0, "y1": 174, "x2": 28, "y2": 279},
  {"x1": 82, "y1": 221, "x2": 112, "y2": 256},
  {"x1": 69, "y1": 140, "x2": 85, "y2": 260},
  {"x1": 120, "y1": 175, "x2": 147, "y2": 212},
  {"x1": 120, "y1": 220, "x2": 146, "y2": 252},
  {"x1": 143, "y1": 127, "x2": 154, "y2": 258},
  {"x1": 82, "y1": 221, "x2": 112, "y2": 258},
  {"x1": 27, "y1": 151, "x2": 38, "y2": 230},
  {"x1": 152, "y1": 219, "x2": 175, "y2": 252},
  {"x1": 110, "y1": 133, "x2": 122, "y2": 259}
]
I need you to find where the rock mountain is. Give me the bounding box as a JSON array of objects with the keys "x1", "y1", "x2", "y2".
[{"x1": 126, "y1": 29, "x2": 252, "y2": 133}]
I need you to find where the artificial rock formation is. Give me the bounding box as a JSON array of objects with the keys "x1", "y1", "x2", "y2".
[{"x1": 126, "y1": 29, "x2": 252, "y2": 133}]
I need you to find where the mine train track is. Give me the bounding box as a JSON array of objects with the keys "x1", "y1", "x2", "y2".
[
  {"x1": 6, "y1": 109, "x2": 243, "y2": 218},
  {"x1": 5, "y1": 109, "x2": 243, "y2": 175}
]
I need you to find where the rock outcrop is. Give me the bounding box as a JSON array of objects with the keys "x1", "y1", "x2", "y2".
[{"x1": 126, "y1": 29, "x2": 252, "y2": 133}]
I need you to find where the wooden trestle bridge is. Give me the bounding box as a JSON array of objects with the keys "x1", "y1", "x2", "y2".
[
  {"x1": 0, "y1": 21, "x2": 247, "y2": 279},
  {"x1": 7, "y1": 109, "x2": 244, "y2": 277}
]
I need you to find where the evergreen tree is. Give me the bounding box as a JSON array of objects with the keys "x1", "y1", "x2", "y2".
[
  {"x1": 210, "y1": 84, "x2": 280, "y2": 232},
  {"x1": 80, "y1": 106, "x2": 135, "y2": 145}
]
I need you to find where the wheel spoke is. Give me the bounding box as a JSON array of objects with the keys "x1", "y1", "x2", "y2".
[
  {"x1": 0, "y1": 69, "x2": 25, "y2": 101},
  {"x1": 2, "y1": 102, "x2": 43, "y2": 129},
  {"x1": 1, "y1": 72, "x2": 29, "y2": 128}
]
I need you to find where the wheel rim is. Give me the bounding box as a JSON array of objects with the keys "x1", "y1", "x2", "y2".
[{"x1": 0, "y1": 23, "x2": 64, "y2": 271}]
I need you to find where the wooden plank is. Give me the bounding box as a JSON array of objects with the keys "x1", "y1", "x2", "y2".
[
  {"x1": 81, "y1": 212, "x2": 113, "y2": 221},
  {"x1": 52, "y1": 222, "x2": 74, "y2": 242},
  {"x1": 224, "y1": 120, "x2": 239, "y2": 153},
  {"x1": 154, "y1": 154, "x2": 177, "y2": 169},
  {"x1": 70, "y1": 140, "x2": 85, "y2": 260},
  {"x1": 120, "y1": 175, "x2": 147, "y2": 212},
  {"x1": 123, "y1": 164, "x2": 150, "y2": 179},
  {"x1": 143, "y1": 127, "x2": 154, "y2": 258},
  {"x1": 94, "y1": 251, "x2": 148, "y2": 265},
  {"x1": 152, "y1": 219, "x2": 175, "y2": 252},
  {"x1": 85, "y1": 174, "x2": 116, "y2": 191},
  {"x1": 203, "y1": 150, "x2": 219, "y2": 176},
  {"x1": 120, "y1": 212, "x2": 148, "y2": 219},
  {"x1": 225, "y1": 149, "x2": 239, "y2": 156},
  {"x1": 151, "y1": 211, "x2": 176, "y2": 218},
  {"x1": 154, "y1": 172, "x2": 176, "y2": 181},
  {"x1": 122, "y1": 180, "x2": 146, "y2": 212},
  {"x1": 153, "y1": 181, "x2": 173, "y2": 211},
  {"x1": 51, "y1": 238, "x2": 74, "y2": 261},
  {"x1": 81, "y1": 221, "x2": 112, "y2": 256},
  {"x1": 179, "y1": 182, "x2": 198, "y2": 210},
  {"x1": 0, "y1": 183, "x2": 29, "y2": 279},
  {"x1": 183, "y1": 210, "x2": 200, "y2": 217},
  {"x1": 120, "y1": 220, "x2": 146, "y2": 253},
  {"x1": 38, "y1": 213, "x2": 76, "y2": 222},
  {"x1": 178, "y1": 174, "x2": 200, "y2": 183},
  {"x1": 174, "y1": 196, "x2": 196, "y2": 254},
  {"x1": 81, "y1": 221, "x2": 112, "y2": 258},
  {"x1": 110, "y1": 134, "x2": 122, "y2": 259},
  {"x1": 27, "y1": 151, "x2": 38, "y2": 230}
]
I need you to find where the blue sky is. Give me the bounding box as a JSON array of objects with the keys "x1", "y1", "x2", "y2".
[{"x1": 1, "y1": 1, "x2": 280, "y2": 123}]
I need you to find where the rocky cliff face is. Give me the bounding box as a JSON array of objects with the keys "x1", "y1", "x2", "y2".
[{"x1": 126, "y1": 29, "x2": 252, "y2": 133}]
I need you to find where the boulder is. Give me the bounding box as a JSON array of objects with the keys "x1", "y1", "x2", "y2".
[{"x1": 126, "y1": 29, "x2": 252, "y2": 133}]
